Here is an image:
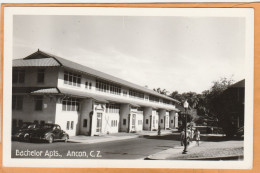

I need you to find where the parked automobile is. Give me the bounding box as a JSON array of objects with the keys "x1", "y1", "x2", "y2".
[
  {"x1": 12, "y1": 122, "x2": 39, "y2": 141},
  {"x1": 29, "y1": 123, "x2": 69, "y2": 143}
]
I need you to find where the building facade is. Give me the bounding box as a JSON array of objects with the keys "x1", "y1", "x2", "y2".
[{"x1": 12, "y1": 50, "x2": 180, "y2": 136}]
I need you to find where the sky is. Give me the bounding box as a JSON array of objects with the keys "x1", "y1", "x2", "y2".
[{"x1": 13, "y1": 15, "x2": 246, "y2": 94}]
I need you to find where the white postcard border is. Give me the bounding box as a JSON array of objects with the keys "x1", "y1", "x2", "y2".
[{"x1": 2, "y1": 7, "x2": 254, "y2": 169}]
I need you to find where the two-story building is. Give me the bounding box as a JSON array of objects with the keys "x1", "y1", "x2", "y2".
[{"x1": 12, "y1": 50, "x2": 180, "y2": 136}]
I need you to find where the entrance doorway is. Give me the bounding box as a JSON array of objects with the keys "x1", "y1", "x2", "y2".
[
  {"x1": 96, "y1": 113, "x2": 102, "y2": 133},
  {"x1": 131, "y1": 114, "x2": 136, "y2": 131}
]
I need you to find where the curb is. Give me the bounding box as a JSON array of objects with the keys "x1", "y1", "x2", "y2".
[
  {"x1": 68, "y1": 132, "x2": 173, "y2": 144},
  {"x1": 184, "y1": 155, "x2": 244, "y2": 160},
  {"x1": 68, "y1": 135, "x2": 139, "y2": 144}
]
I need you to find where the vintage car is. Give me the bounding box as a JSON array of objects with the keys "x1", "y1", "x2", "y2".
[
  {"x1": 29, "y1": 123, "x2": 69, "y2": 143},
  {"x1": 12, "y1": 122, "x2": 39, "y2": 141}
]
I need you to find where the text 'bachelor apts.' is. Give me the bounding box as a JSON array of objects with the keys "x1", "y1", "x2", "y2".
[{"x1": 12, "y1": 50, "x2": 180, "y2": 136}]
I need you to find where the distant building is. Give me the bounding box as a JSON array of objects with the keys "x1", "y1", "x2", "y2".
[
  {"x1": 12, "y1": 50, "x2": 180, "y2": 136},
  {"x1": 222, "y1": 79, "x2": 245, "y2": 129}
]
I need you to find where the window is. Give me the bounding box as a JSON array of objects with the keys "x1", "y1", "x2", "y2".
[
  {"x1": 64, "y1": 71, "x2": 81, "y2": 87},
  {"x1": 62, "y1": 97, "x2": 79, "y2": 111},
  {"x1": 12, "y1": 96, "x2": 23, "y2": 110},
  {"x1": 96, "y1": 80, "x2": 121, "y2": 95},
  {"x1": 66, "y1": 121, "x2": 70, "y2": 130},
  {"x1": 13, "y1": 69, "x2": 25, "y2": 84},
  {"x1": 138, "y1": 120, "x2": 142, "y2": 125},
  {"x1": 85, "y1": 81, "x2": 92, "y2": 89},
  {"x1": 111, "y1": 120, "x2": 114, "y2": 127},
  {"x1": 37, "y1": 69, "x2": 45, "y2": 83},
  {"x1": 123, "y1": 119, "x2": 126, "y2": 125},
  {"x1": 35, "y1": 96, "x2": 43, "y2": 111},
  {"x1": 171, "y1": 120, "x2": 174, "y2": 123},
  {"x1": 161, "y1": 119, "x2": 163, "y2": 123},
  {"x1": 129, "y1": 90, "x2": 144, "y2": 99},
  {"x1": 83, "y1": 119, "x2": 88, "y2": 128},
  {"x1": 163, "y1": 99, "x2": 170, "y2": 105},
  {"x1": 123, "y1": 90, "x2": 128, "y2": 96},
  {"x1": 71, "y1": 121, "x2": 74, "y2": 130},
  {"x1": 146, "y1": 119, "x2": 149, "y2": 124},
  {"x1": 149, "y1": 95, "x2": 159, "y2": 103},
  {"x1": 106, "y1": 104, "x2": 120, "y2": 113}
]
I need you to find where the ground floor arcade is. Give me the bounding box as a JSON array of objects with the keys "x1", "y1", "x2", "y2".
[{"x1": 12, "y1": 94, "x2": 179, "y2": 136}]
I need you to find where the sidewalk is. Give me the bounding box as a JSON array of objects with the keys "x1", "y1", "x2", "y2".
[
  {"x1": 68, "y1": 129, "x2": 173, "y2": 144},
  {"x1": 146, "y1": 137, "x2": 244, "y2": 160}
]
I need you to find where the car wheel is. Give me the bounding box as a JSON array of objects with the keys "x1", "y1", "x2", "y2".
[
  {"x1": 64, "y1": 136, "x2": 68, "y2": 143},
  {"x1": 48, "y1": 136, "x2": 54, "y2": 144}
]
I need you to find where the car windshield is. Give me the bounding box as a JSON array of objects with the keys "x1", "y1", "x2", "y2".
[
  {"x1": 41, "y1": 124, "x2": 55, "y2": 129},
  {"x1": 21, "y1": 123, "x2": 30, "y2": 129},
  {"x1": 27, "y1": 124, "x2": 37, "y2": 129}
]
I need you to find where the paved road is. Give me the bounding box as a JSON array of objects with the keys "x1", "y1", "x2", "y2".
[{"x1": 12, "y1": 134, "x2": 180, "y2": 159}]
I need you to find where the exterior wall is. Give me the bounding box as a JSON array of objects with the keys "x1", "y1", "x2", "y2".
[
  {"x1": 165, "y1": 111, "x2": 170, "y2": 129},
  {"x1": 135, "y1": 112, "x2": 143, "y2": 132},
  {"x1": 103, "y1": 112, "x2": 120, "y2": 134},
  {"x1": 57, "y1": 68, "x2": 178, "y2": 112},
  {"x1": 159, "y1": 109, "x2": 166, "y2": 129},
  {"x1": 143, "y1": 107, "x2": 152, "y2": 130},
  {"x1": 55, "y1": 99, "x2": 80, "y2": 137},
  {"x1": 129, "y1": 107, "x2": 143, "y2": 132},
  {"x1": 79, "y1": 98, "x2": 93, "y2": 135},
  {"x1": 57, "y1": 68, "x2": 96, "y2": 93},
  {"x1": 12, "y1": 95, "x2": 56, "y2": 124},
  {"x1": 175, "y1": 113, "x2": 179, "y2": 128},
  {"x1": 91, "y1": 103, "x2": 106, "y2": 136},
  {"x1": 13, "y1": 67, "x2": 59, "y2": 88},
  {"x1": 169, "y1": 110, "x2": 179, "y2": 129},
  {"x1": 152, "y1": 110, "x2": 159, "y2": 131},
  {"x1": 119, "y1": 104, "x2": 130, "y2": 132}
]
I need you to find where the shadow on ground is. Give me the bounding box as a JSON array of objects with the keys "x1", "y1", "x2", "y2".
[{"x1": 141, "y1": 133, "x2": 244, "y2": 142}]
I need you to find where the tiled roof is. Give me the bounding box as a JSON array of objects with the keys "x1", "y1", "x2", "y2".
[
  {"x1": 31, "y1": 88, "x2": 60, "y2": 94},
  {"x1": 19, "y1": 50, "x2": 180, "y2": 103},
  {"x1": 229, "y1": 79, "x2": 245, "y2": 88},
  {"x1": 13, "y1": 58, "x2": 60, "y2": 67}
]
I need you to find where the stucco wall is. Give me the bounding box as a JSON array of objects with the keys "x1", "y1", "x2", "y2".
[
  {"x1": 159, "y1": 109, "x2": 166, "y2": 129},
  {"x1": 79, "y1": 98, "x2": 93, "y2": 135},
  {"x1": 13, "y1": 67, "x2": 59, "y2": 88},
  {"x1": 143, "y1": 107, "x2": 152, "y2": 130},
  {"x1": 169, "y1": 110, "x2": 178, "y2": 129},
  {"x1": 55, "y1": 101, "x2": 80, "y2": 137},
  {"x1": 119, "y1": 104, "x2": 130, "y2": 132},
  {"x1": 12, "y1": 95, "x2": 56, "y2": 124},
  {"x1": 103, "y1": 112, "x2": 120, "y2": 134}
]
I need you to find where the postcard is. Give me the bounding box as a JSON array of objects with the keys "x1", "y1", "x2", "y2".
[{"x1": 2, "y1": 6, "x2": 254, "y2": 169}]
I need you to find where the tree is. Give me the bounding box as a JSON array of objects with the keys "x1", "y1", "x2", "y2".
[
  {"x1": 153, "y1": 88, "x2": 169, "y2": 95},
  {"x1": 203, "y1": 77, "x2": 235, "y2": 137}
]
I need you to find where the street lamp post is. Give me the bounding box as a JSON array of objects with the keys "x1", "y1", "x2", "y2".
[{"x1": 182, "y1": 100, "x2": 189, "y2": 154}]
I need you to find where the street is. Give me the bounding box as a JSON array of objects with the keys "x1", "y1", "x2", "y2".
[{"x1": 12, "y1": 134, "x2": 179, "y2": 159}]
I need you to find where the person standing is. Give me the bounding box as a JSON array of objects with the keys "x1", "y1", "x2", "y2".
[
  {"x1": 194, "y1": 128, "x2": 200, "y2": 146},
  {"x1": 180, "y1": 129, "x2": 185, "y2": 146}
]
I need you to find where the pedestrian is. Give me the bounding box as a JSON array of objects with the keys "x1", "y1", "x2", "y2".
[
  {"x1": 194, "y1": 128, "x2": 200, "y2": 146},
  {"x1": 158, "y1": 125, "x2": 161, "y2": 136},
  {"x1": 180, "y1": 129, "x2": 185, "y2": 146},
  {"x1": 190, "y1": 128, "x2": 194, "y2": 142}
]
